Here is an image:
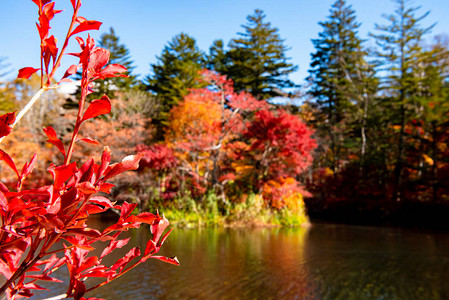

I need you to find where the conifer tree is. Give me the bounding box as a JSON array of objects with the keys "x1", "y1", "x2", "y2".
[
  {"x1": 146, "y1": 33, "x2": 206, "y2": 128},
  {"x1": 207, "y1": 39, "x2": 227, "y2": 74},
  {"x1": 371, "y1": 0, "x2": 434, "y2": 201},
  {"x1": 308, "y1": 0, "x2": 374, "y2": 172},
  {"x1": 209, "y1": 9, "x2": 297, "y2": 100}
]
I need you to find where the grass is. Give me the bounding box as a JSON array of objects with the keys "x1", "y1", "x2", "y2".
[{"x1": 150, "y1": 192, "x2": 310, "y2": 228}]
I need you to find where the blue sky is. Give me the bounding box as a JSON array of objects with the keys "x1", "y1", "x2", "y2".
[{"x1": 1, "y1": 0, "x2": 448, "y2": 86}]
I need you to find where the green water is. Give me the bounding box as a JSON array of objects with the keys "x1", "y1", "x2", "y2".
[{"x1": 32, "y1": 223, "x2": 449, "y2": 299}]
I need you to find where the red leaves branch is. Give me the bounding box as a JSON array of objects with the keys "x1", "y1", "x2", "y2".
[{"x1": 2, "y1": 1, "x2": 178, "y2": 299}]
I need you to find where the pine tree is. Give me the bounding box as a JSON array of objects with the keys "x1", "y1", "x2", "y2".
[
  {"x1": 146, "y1": 33, "x2": 206, "y2": 125},
  {"x1": 210, "y1": 9, "x2": 297, "y2": 100},
  {"x1": 308, "y1": 0, "x2": 374, "y2": 173},
  {"x1": 371, "y1": 0, "x2": 434, "y2": 201}
]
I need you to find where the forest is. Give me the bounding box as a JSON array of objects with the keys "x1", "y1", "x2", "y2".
[{"x1": 1, "y1": 0, "x2": 449, "y2": 229}]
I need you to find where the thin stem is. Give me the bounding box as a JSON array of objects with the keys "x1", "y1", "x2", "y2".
[
  {"x1": 64, "y1": 79, "x2": 87, "y2": 165},
  {"x1": 42, "y1": 293, "x2": 68, "y2": 300},
  {"x1": 0, "y1": 253, "x2": 42, "y2": 295},
  {"x1": 47, "y1": 2, "x2": 81, "y2": 84},
  {"x1": 0, "y1": 88, "x2": 45, "y2": 144},
  {"x1": 85, "y1": 258, "x2": 142, "y2": 292},
  {"x1": 45, "y1": 245, "x2": 75, "y2": 256}
]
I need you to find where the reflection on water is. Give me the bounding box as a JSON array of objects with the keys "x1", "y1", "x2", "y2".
[
  {"x1": 304, "y1": 224, "x2": 449, "y2": 300},
  {"x1": 31, "y1": 223, "x2": 449, "y2": 300}
]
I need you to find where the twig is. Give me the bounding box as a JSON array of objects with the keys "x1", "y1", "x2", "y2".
[{"x1": 42, "y1": 293, "x2": 68, "y2": 300}]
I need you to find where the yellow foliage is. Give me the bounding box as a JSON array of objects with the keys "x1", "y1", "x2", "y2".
[
  {"x1": 422, "y1": 154, "x2": 434, "y2": 166},
  {"x1": 262, "y1": 177, "x2": 307, "y2": 213},
  {"x1": 231, "y1": 162, "x2": 254, "y2": 176},
  {"x1": 166, "y1": 96, "x2": 222, "y2": 145}
]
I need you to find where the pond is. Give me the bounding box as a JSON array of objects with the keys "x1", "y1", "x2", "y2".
[{"x1": 32, "y1": 222, "x2": 449, "y2": 299}]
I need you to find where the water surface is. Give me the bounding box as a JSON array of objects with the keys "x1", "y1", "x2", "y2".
[{"x1": 32, "y1": 223, "x2": 449, "y2": 299}]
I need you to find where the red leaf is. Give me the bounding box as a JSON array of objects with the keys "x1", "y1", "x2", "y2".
[
  {"x1": 43, "y1": 2, "x2": 62, "y2": 21},
  {"x1": 0, "y1": 111, "x2": 16, "y2": 138},
  {"x1": 79, "y1": 256, "x2": 99, "y2": 272},
  {"x1": 18, "y1": 67, "x2": 40, "y2": 79},
  {"x1": 96, "y1": 64, "x2": 127, "y2": 79},
  {"x1": 37, "y1": 15, "x2": 50, "y2": 39},
  {"x1": 97, "y1": 182, "x2": 114, "y2": 194},
  {"x1": 128, "y1": 212, "x2": 159, "y2": 225},
  {"x1": 70, "y1": 19, "x2": 102, "y2": 37},
  {"x1": 81, "y1": 266, "x2": 115, "y2": 278},
  {"x1": 66, "y1": 228, "x2": 101, "y2": 239},
  {"x1": 21, "y1": 153, "x2": 37, "y2": 179},
  {"x1": 0, "y1": 149, "x2": 19, "y2": 177},
  {"x1": 102, "y1": 153, "x2": 144, "y2": 181},
  {"x1": 89, "y1": 196, "x2": 114, "y2": 208},
  {"x1": 70, "y1": 0, "x2": 77, "y2": 10},
  {"x1": 31, "y1": 0, "x2": 52, "y2": 9},
  {"x1": 48, "y1": 162, "x2": 77, "y2": 190},
  {"x1": 97, "y1": 146, "x2": 111, "y2": 177},
  {"x1": 0, "y1": 191, "x2": 7, "y2": 211},
  {"x1": 143, "y1": 240, "x2": 157, "y2": 258},
  {"x1": 100, "y1": 237, "x2": 130, "y2": 259},
  {"x1": 76, "y1": 182, "x2": 97, "y2": 194},
  {"x1": 43, "y1": 126, "x2": 66, "y2": 157},
  {"x1": 26, "y1": 274, "x2": 63, "y2": 283},
  {"x1": 76, "y1": 158, "x2": 95, "y2": 184},
  {"x1": 76, "y1": 137, "x2": 100, "y2": 145},
  {"x1": 73, "y1": 279, "x2": 86, "y2": 300},
  {"x1": 81, "y1": 94, "x2": 111, "y2": 122},
  {"x1": 119, "y1": 201, "x2": 137, "y2": 221},
  {"x1": 23, "y1": 282, "x2": 47, "y2": 290},
  {"x1": 47, "y1": 198, "x2": 62, "y2": 216},
  {"x1": 110, "y1": 247, "x2": 140, "y2": 272},
  {"x1": 88, "y1": 48, "x2": 109, "y2": 72},
  {"x1": 151, "y1": 214, "x2": 169, "y2": 244},
  {"x1": 150, "y1": 255, "x2": 180, "y2": 266},
  {"x1": 0, "y1": 183, "x2": 8, "y2": 194},
  {"x1": 158, "y1": 227, "x2": 174, "y2": 249},
  {"x1": 62, "y1": 236, "x2": 94, "y2": 251},
  {"x1": 61, "y1": 64, "x2": 79, "y2": 80},
  {"x1": 84, "y1": 204, "x2": 109, "y2": 215}
]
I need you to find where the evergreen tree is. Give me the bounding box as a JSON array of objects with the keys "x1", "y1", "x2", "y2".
[
  {"x1": 207, "y1": 39, "x2": 227, "y2": 74},
  {"x1": 308, "y1": 0, "x2": 374, "y2": 173},
  {"x1": 371, "y1": 0, "x2": 434, "y2": 201},
  {"x1": 146, "y1": 33, "x2": 206, "y2": 125},
  {"x1": 209, "y1": 9, "x2": 297, "y2": 100}
]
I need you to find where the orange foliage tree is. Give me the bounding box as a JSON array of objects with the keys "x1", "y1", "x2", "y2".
[{"x1": 164, "y1": 71, "x2": 268, "y2": 199}]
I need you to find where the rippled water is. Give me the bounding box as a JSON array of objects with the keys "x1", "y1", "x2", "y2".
[{"x1": 32, "y1": 222, "x2": 449, "y2": 299}]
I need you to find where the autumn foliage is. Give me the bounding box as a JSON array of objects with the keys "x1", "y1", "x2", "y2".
[
  {"x1": 140, "y1": 70, "x2": 316, "y2": 212},
  {"x1": 0, "y1": 1, "x2": 177, "y2": 299}
]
